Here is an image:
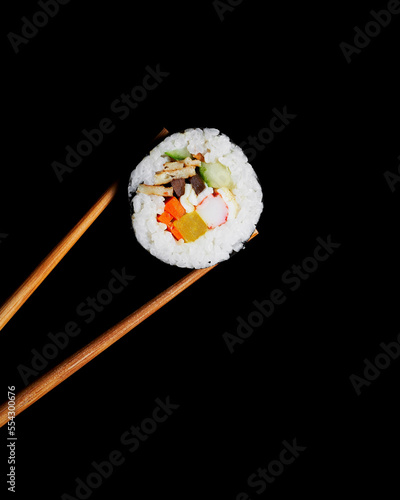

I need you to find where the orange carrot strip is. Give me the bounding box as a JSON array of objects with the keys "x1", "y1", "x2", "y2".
[
  {"x1": 157, "y1": 211, "x2": 173, "y2": 225},
  {"x1": 164, "y1": 197, "x2": 186, "y2": 220},
  {"x1": 170, "y1": 225, "x2": 184, "y2": 241}
]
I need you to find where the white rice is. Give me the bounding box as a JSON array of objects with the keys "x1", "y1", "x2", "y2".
[{"x1": 128, "y1": 128, "x2": 263, "y2": 268}]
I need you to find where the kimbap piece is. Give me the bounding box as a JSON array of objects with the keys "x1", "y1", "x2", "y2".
[{"x1": 128, "y1": 128, "x2": 263, "y2": 269}]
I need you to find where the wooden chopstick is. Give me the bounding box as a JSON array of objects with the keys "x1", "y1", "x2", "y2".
[
  {"x1": 0, "y1": 229, "x2": 258, "y2": 427},
  {"x1": 0, "y1": 182, "x2": 118, "y2": 331},
  {"x1": 0, "y1": 128, "x2": 170, "y2": 332}
]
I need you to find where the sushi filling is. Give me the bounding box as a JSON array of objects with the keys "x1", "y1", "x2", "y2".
[{"x1": 136, "y1": 151, "x2": 239, "y2": 243}]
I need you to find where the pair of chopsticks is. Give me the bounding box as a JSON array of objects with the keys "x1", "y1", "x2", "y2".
[
  {"x1": 0, "y1": 128, "x2": 258, "y2": 427},
  {"x1": 0, "y1": 126, "x2": 168, "y2": 332}
]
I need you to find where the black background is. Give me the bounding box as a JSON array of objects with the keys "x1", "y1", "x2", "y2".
[{"x1": 1, "y1": 0, "x2": 399, "y2": 498}]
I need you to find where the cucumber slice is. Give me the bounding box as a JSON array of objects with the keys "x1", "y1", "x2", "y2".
[
  {"x1": 199, "y1": 161, "x2": 235, "y2": 189},
  {"x1": 165, "y1": 148, "x2": 191, "y2": 161}
]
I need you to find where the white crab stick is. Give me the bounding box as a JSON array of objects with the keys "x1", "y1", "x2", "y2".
[{"x1": 196, "y1": 192, "x2": 229, "y2": 229}]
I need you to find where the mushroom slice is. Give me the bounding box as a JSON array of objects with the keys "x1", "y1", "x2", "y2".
[{"x1": 154, "y1": 166, "x2": 196, "y2": 185}]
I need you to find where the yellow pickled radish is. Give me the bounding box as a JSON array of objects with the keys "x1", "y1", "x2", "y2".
[{"x1": 173, "y1": 211, "x2": 208, "y2": 243}]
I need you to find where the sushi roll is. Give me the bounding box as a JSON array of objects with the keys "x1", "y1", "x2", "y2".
[{"x1": 128, "y1": 128, "x2": 263, "y2": 269}]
